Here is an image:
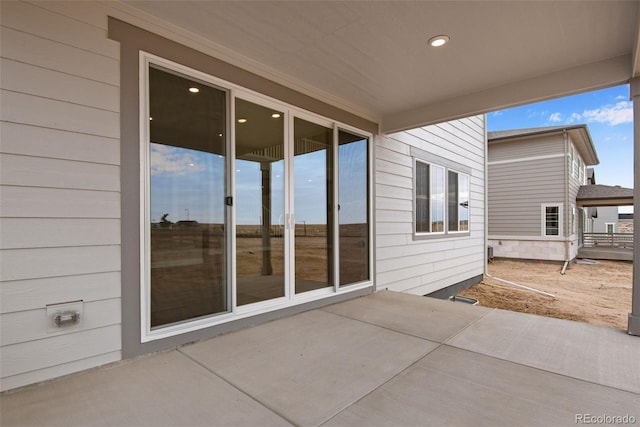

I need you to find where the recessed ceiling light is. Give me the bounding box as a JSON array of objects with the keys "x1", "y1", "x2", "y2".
[
  {"x1": 149, "y1": 117, "x2": 153, "y2": 121},
  {"x1": 237, "y1": 118, "x2": 247, "y2": 124},
  {"x1": 188, "y1": 87, "x2": 200, "y2": 93},
  {"x1": 428, "y1": 35, "x2": 450, "y2": 47},
  {"x1": 271, "y1": 113, "x2": 281, "y2": 119},
  {"x1": 218, "y1": 133, "x2": 223, "y2": 137}
]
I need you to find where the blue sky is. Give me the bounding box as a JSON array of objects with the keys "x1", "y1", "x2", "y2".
[{"x1": 488, "y1": 84, "x2": 633, "y2": 194}]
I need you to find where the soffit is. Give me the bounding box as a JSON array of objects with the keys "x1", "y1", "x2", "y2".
[{"x1": 123, "y1": 1, "x2": 640, "y2": 133}]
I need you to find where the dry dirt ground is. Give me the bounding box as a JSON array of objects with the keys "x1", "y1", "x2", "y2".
[{"x1": 458, "y1": 259, "x2": 633, "y2": 330}]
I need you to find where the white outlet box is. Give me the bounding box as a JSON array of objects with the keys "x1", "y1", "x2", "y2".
[{"x1": 46, "y1": 300, "x2": 83, "y2": 334}]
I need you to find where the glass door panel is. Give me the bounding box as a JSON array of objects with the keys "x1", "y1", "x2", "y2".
[
  {"x1": 235, "y1": 99, "x2": 286, "y2": 305},
  {"x1": 293, "y1": 117, "x2": 334, "y2": 293},
  {"x1": 338, "y1": 130, "x2": 369, "y2": 286},
  {"x1": 148, "y1": 66, "x2": 227, "y2": 328}
]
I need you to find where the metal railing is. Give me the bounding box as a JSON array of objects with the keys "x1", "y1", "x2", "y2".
[{"x1": 583, "y1": 232, "x2": 633, "y2": 248}]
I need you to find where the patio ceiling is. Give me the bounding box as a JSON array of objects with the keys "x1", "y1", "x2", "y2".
[{"x1": 124, "y1": 1, "x2": 640, "y2": 133}]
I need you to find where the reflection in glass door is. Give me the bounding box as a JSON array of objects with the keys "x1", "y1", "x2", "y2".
[
  {"x1": 293, "y1": 118, "x2": 334, "y2": 293},
  {"x1": 338, "y1": 130, "x2": 369, "y2": 286},
  {"x1": 148, "y1": 66, "x2": 227, "y2": 328},
  {"x1": 235, "y1": 99, "x2": 285, "y2": 305}
]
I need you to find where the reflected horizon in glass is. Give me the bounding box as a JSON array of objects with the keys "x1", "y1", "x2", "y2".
[
  {"x1": 294, "y1": 117, "x2": 333, "y2": 293},
  {"x1": 235, "y1": 98, "x2": 285, "y2": 305}
]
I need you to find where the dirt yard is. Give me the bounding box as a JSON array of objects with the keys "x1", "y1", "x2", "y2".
[{"x1": 458, "y1": 259, "x2": 633, "y2": 330}]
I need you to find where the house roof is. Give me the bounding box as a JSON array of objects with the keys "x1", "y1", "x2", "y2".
[
  {"x1": 577, "y1": 184, "x2": 634, "y2": 207},
  {"x1": 119, "y1": 1, "x2": 640, "y2": 133},
  {"x1": 488, "y1": 125, "x2": 599, "y2": 165}
]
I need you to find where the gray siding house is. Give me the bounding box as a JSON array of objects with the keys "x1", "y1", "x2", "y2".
[
  {"x1": 487, "y1": 125, "x2": 599, "y2": 261},
  {"x1": 593, "y1": 206, "x2": 620, "y2": 234}
]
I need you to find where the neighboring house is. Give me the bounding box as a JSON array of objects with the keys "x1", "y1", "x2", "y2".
[
  {"x1": 593, "y1": 206, "x2": 620, "y2": 234},
  {"x1": 0, "y1": 2, "x2": 486, "y2": 391},
  {"x1": 487, "y1": 125, "x2": 599, "y2": 261},
  {"x1": 618, "y1": 213, "x2": 634, "y2": 234}
]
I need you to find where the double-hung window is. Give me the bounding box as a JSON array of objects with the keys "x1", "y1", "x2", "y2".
[
  {"x1": 542, "y1": 204, "x2": 562, "y2": 237},
  {"x1": 415, "y1": 161, "x2": 444, "y2": 233},
  {"x1": 415, "y1": 158, "x2": 470, "y2": 236},
  {"x1": 448, "y1": 171, "x2": 470, "y2": 233}
]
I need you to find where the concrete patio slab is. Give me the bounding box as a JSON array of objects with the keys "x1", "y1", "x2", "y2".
[
  {"x1": 322, "y1": 291, "x2": 491, "y2": 342},
  {"x1": 180, "y1": 309, "x2": 437, "y2": 426},
  {"x1": 323, "y1": 345, "x2": 640, "y2": 427},
  {"x1": 446, "y1": 309, "x2": 640, "y2": 394},
  {"x1": 0, "y1": 350, "x2": 292, "y2": 427},
  {"x1": 2, "y1": 291, "x2": 638, "y2": 427}
]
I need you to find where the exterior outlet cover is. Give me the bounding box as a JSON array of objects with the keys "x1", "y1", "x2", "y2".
[{"x1": 46, "y1": 300, "x2": 84, "y2": 334}]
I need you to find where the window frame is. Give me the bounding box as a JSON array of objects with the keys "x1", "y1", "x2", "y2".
[
  {"x1": 139, "y1": 52, "x2": 374, "y2": 342},
  {"x1": 541, "y1": 204, "x2": 563, "y2": 237},
  {"x1": 447, "y1": 169, "x2": 470, "y2": 234},
  {"x1": 413, "y1": 150, "x2": 471, "y2": 239}
]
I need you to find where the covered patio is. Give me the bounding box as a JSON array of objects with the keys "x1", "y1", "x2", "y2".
[
  {"x1": 113, "y1": 0, "x2": 640, "y2": 335},
  {"x1": 2, "y1": 292, "x2": 638, "y2": 427}
]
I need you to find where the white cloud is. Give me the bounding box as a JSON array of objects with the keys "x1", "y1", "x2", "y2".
[
  {"x1": 548, "y1": 112, "x2": 562, "y2": 122},
  {"x1": 579, "y1": 101, "x2": 632, "y2": 126},
  {"x1": 565, "y1": 101, "x2": 632, "y2": 127},
  {"x1": 151, "y1": 144, "x2": 205, "y2": 176},
  {"x1": 566, "y1": 112, "x2": 582, "y2": 124}
]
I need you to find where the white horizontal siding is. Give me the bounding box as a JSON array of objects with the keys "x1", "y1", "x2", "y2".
[
  {"x1": 1, "y1": 246, "x2": 121, "y2": 282},
  {"x1": 0, "y1": 324, "x2": 121, "y2": 378},
  {"x1": 1, "y1": 122, "x2": 119, "y2": 165},
  {"x1": 1, "y1": 90, "x2": 119, "y2": 138},
  {"x1": 1, "y1": 154, "x2": 120, "y2": 191},
  {"x1": 1, "y1": 58, "x2": 119, "y2": 112},
  {"x1": 0, "y1": 1, "x2": 122, "y2": 391},
  {"x1": 1, "y1": 272, "x2": 121, "y2": 314},
  {"x1": 375, "y1": 115, "x2": 486, "y2": 295},
  {"x1": 0, "y1": 27, "x2": 119, "y2": 86},
  {"x1": 1, "y1": 298, "x2": 121, "y2": 346},
  {"x1": 1, "y1": 186, "x2": 121, "y2": 218},
  {"x1": 0, "y1": 218, "x2": 120, "y2": 249}
]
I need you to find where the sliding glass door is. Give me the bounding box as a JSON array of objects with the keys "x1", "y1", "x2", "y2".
[
  {"x1": 338, "y1": 130, "x2": 370, "y2": 286},
  {"x1": 293, "y1": 117, "x2": 334, "y2": 294},
  {"x1": 235, "y1": 98, "x2": 286, "y2": 305},
  {"x1": 144, "y1": 56, "x2": 372, "y2": 336},
  {"x1": 148, "y1": 66, "x2": 228, "y2": 328}
]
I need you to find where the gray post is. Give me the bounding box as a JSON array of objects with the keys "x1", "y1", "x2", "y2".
[{"x1": 629, "y1": 77, "x2": 640, "y2": 336}]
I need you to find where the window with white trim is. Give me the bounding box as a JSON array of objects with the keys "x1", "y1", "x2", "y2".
[
  {"x1": 569, "y1": 146, "x2": 575, "y2": 176},
  {"x1": 415, "y1": 159, "x2": 470, "y2": 236},
  {"x1": 448, "y1": 170, "x2": 470, "y2": 232},
  {"x1": 542, "y1": 204, "x2": 562, "y2": 237}
]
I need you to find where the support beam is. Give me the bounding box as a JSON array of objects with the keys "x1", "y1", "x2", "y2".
[{"x1": 629, "y1": 77, "x2": 640, "y2": 336}]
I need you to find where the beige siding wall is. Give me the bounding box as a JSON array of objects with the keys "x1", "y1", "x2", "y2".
[
  {"x1": 376, "y1": 116, "x2": 486, "y2": 295},
  {"x1": 488, "y1": 135, "x2": 566, "y2": 237},
  {"x1": 489, "y1": 134, "x2": 563, "y2": 162},
  {"x1": 488, "y1": 157, "x2": 565, "y2": 236},
  {"x1": 0, "y1": 1, "x2": 122, "y2": 391}
]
